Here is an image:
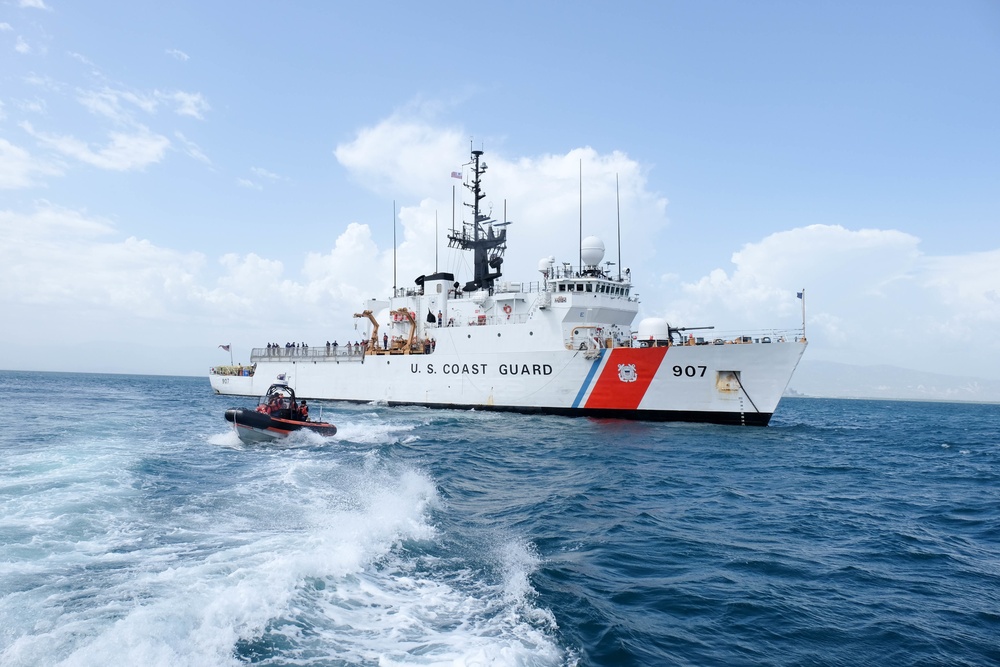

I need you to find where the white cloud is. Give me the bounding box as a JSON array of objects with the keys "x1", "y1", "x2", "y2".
[
  {"x1": 0, "y1": 22, "x2": 13, "y2": 31},
  {"x1": 75, "y1": 86, "x2": 208, "y2": 123},
  {"x1": 0, "y1": 205, "x2": 379, "y2": 342},
  {"x1": 663, "y1": 223, "x2": 999, "y2": 374},
  {"x1": 0, "y1": 205, "x2": 330, "y2": 354},
  {"x1": 16, "y1": 96, "x2": 47, "y2": 114},
  {"x1": 211, "y1": 253, "x2": 289, "y2": 310},
  {"x1": 0, "y1": 137, "x2": 63, "y2": 188},
  {"x1": 24, "y1": 72, "x2": 61, "y2": 91},
  {"x1": 250, "y1": 167, "x2": 283, "y2": 181},
  {"x1": 237, "y1": 178, "x2": 262, "y2": 190},
  {"x1": 174, "y1": 131, "x2": 210, "y2": 164},
  {"x1": 78, "y1": 87, "x2": 157, "y2": 123},
  {"x1": 19, "y1": 0, "x2": 50, "y2": 9},
  {"x1": 22, "y1": 121, "x2": 170, "y2": 171},
  {"x1": 15, "y1": 36, "x2": 30, "y2": 54},
  {"x1": 166, "y1": 48, "x2": 189, "y2": 61},
  {"x1": 68, "y1": 51, "x2": 96, "y2": 67},
  {"x1": 302, "y1": 222, "x2": 387, "y2": 305},
  {"x1": 0, "y1": 204, "x2": 203, "y2": 318},
  {"x1": 159, "y1": 90, "x2": 209, "y2": 119},
  {"x1": 673, "y1": 225, "x2": 921, "y2": 322},
  {"x1": 237, "y1": 167, "x2": 286, "y2": 191},
  {"x1": 334, "y1": 118, "x2": 467, "y2": 197},
  {"x1": 921, "y1": 249, "x2": 1000, "y2": 336}
]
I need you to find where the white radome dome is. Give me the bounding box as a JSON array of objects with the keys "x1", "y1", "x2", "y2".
[
  {"x1": 581, "y1": 236, "x2": 605, "y2": 267},
  {"x1": 637, "y1": 317, "x2": 670, "y2": 342}
]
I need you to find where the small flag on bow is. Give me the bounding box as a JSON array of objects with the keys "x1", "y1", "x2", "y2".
[{"x1": 219, "y1": 344, "x2": 231, "y2": 351}]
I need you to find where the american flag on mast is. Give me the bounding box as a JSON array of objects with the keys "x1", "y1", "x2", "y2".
[{"x1": 451, "y1": 171, "x2": 462, "y2": 179}]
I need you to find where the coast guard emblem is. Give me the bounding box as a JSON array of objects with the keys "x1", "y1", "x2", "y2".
[{"x1": 618, "y1": 363, "x2": 637, "y2": 383}]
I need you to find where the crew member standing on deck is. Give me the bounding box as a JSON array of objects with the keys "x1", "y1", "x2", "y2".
[{"x1": 383, "y1": 333, "x2": 388, "y2": 350}]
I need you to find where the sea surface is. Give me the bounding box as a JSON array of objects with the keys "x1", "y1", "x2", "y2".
[{"x1": 1, "y1": 370, "x2": 998, "y2": 666}]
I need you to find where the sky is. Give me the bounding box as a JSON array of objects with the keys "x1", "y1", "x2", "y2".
[{"x1": 1, "y1": 0, "x2": 998, "y2": 379}]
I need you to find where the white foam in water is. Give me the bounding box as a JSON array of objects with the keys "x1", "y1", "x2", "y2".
[
  {"x1": 291, "y1": 536, "x2": 563, "y2": 666},
  {"x1": 334, "y1": 418, "x2": 420, "y2": 446},
  {"x1": 0, "y1": 438, "x2": 564, "y2": 666},
  {"x1": 207, "y1": 429, "x2": 243, "y2": 448}
]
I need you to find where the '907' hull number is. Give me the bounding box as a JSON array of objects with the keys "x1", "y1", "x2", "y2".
[{"x1": 673, "y1": 365, "x2": 707, "y2": 377}]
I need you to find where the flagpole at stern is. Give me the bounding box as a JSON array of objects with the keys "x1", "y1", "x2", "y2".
[{"x1": 799, "y1": 289, "x2": 806, "y2": 341}]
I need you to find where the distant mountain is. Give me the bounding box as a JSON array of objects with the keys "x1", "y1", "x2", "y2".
[{"x1": 786, "y1": 360, "x2": 1000, "y2": 403}]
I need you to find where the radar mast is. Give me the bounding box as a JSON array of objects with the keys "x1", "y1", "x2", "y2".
[{"x1": 447, "y1": 149, "x2": 507, "y2": 293}]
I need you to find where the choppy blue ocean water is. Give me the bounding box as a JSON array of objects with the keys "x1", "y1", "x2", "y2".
[{"x1": 1, "y1": 370, "x2": 998, "y2": 666}]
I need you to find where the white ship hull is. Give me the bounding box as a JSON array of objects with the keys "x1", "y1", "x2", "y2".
[{"x1": 211, "y1": 320, "x2": 805, "y2": 426}]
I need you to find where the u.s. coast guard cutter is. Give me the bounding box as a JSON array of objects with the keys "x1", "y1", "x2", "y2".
[{"x1": 210, "y1": 149, "x2": 806, "y2": 425}]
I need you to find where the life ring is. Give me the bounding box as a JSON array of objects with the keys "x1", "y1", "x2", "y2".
[{"x1": 503, "y1": 304, "x2": 512, "y2": 317}]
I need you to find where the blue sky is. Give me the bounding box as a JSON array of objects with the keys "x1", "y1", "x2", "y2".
[{"x1": 1, "y1": 0, "x2": 998, "y2": 378}]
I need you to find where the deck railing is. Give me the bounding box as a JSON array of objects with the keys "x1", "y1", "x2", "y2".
[
  {"x1": 250, "y1": 347, "x2": 372, "y2": 362},
  {"x1": 244, "y1": 328, "x2": 807, "y2": 363}
]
